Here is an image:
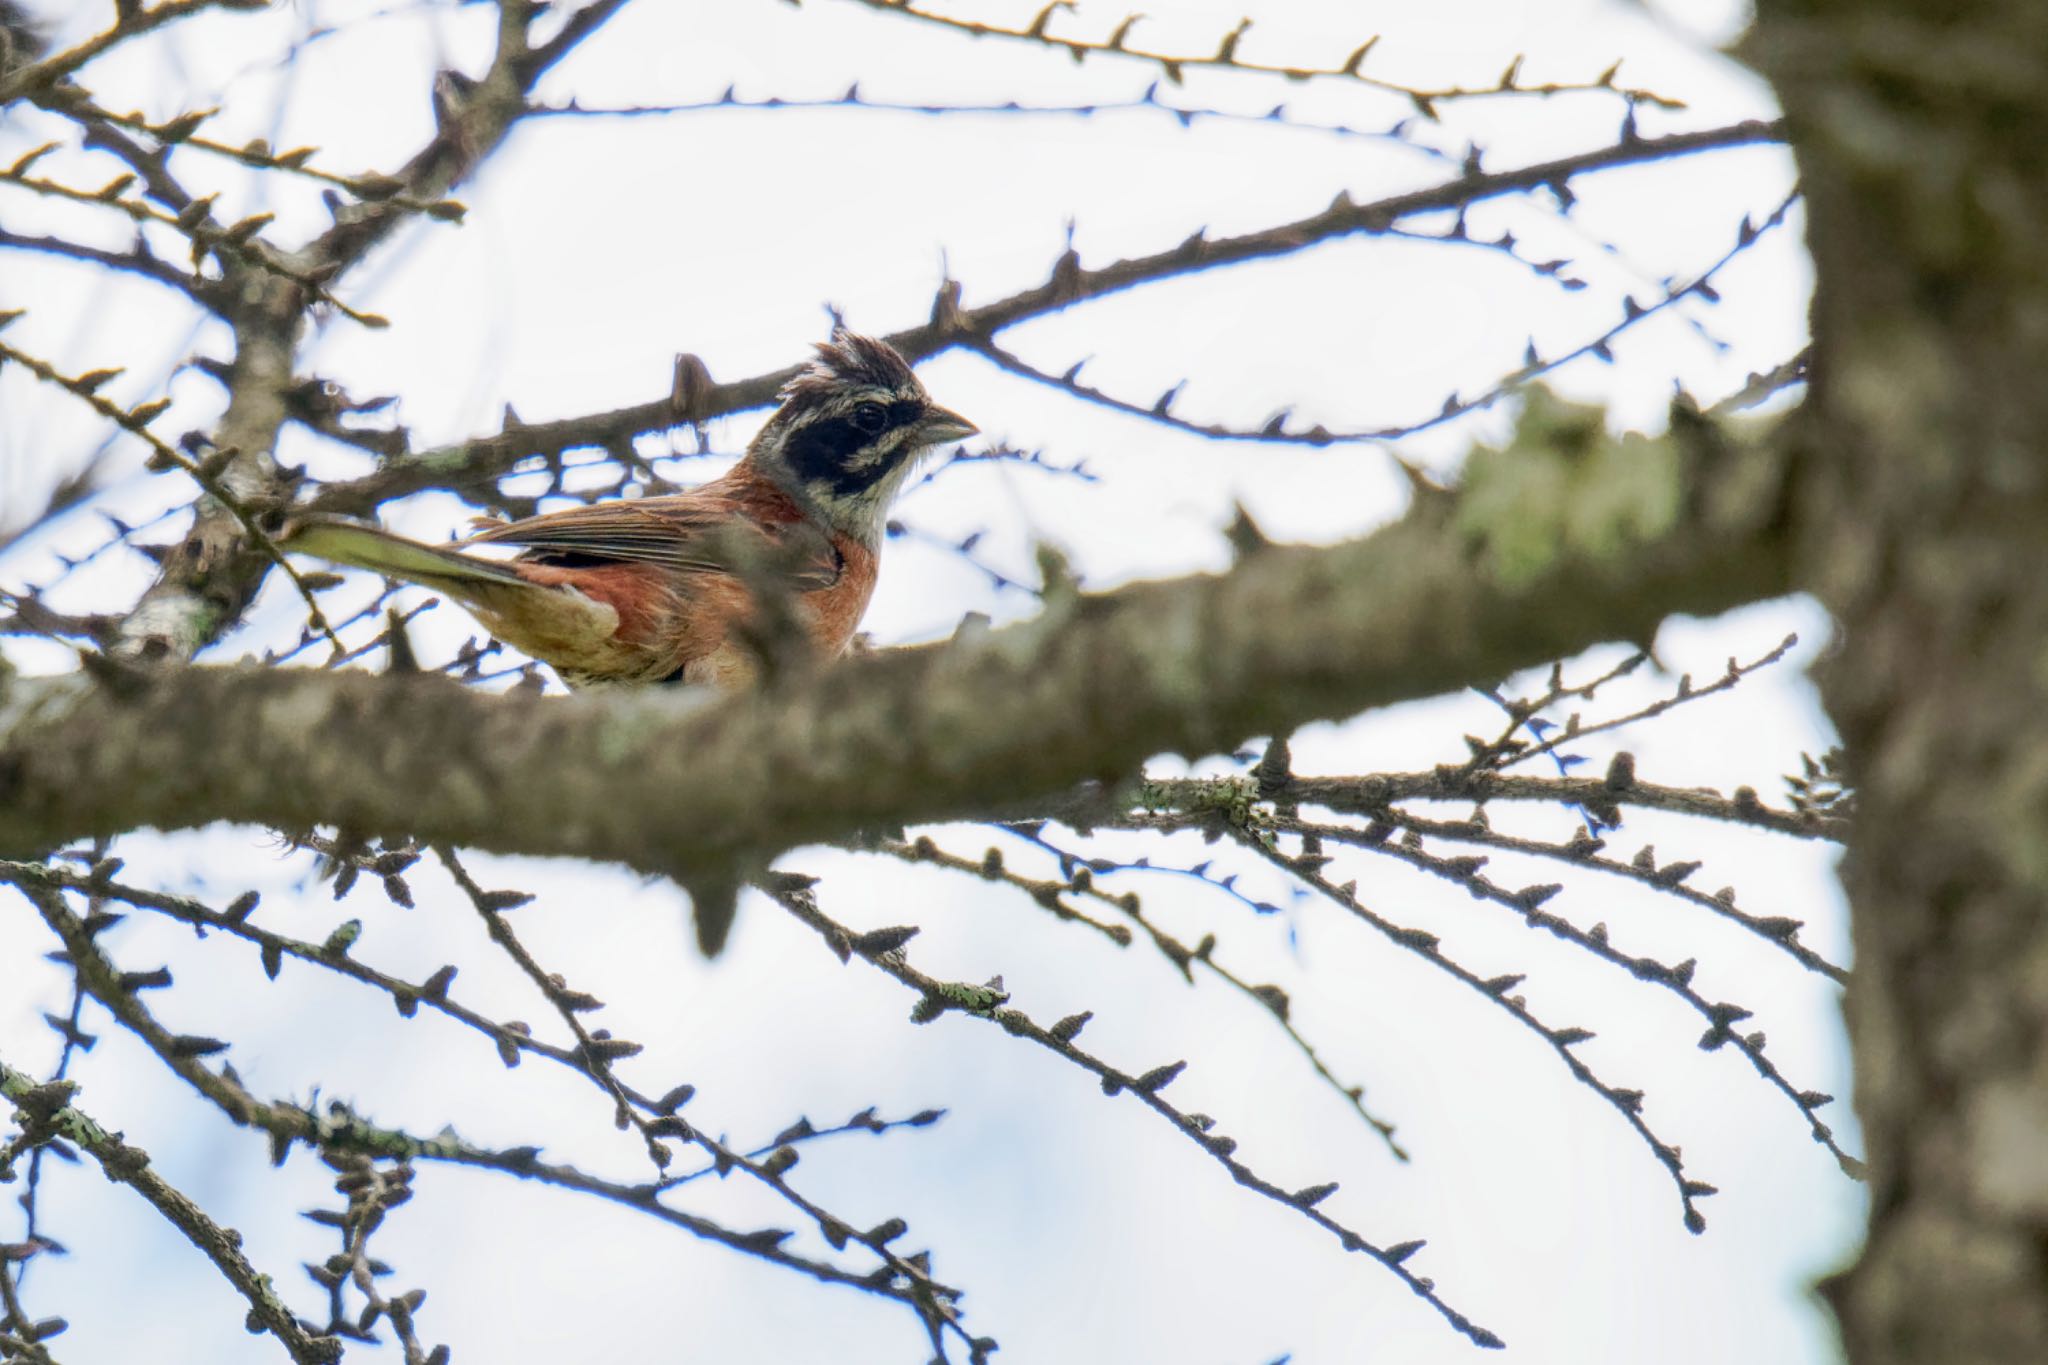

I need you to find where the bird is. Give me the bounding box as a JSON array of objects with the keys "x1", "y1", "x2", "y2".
[{"x1": 285, "y1": 330, "x2": 976, "y2": 690}]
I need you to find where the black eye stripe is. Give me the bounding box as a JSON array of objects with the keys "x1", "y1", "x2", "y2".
[
  {"x1": 781, "y1": 398, "x2": 930, "y2": 496},
  {"x1": 787, "y1": 417, "x2": 896, "y2": 494}
]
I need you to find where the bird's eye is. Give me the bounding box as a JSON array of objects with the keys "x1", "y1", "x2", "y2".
[{"x1": 850, "y1": 403, "x2": 887, "y2": 435}]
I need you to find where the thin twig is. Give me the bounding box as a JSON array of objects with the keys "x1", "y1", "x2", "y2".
[{"x1": 854, "y1": 1, "x2": 1686, "y2": 115}]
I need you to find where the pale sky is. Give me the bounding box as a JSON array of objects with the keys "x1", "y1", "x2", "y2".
[{"x1": 0, "y1": 2, "x2": 1857, "y2": 1362}]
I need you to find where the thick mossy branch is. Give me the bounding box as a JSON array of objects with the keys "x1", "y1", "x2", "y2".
[{"x1": 0, "y1": 397, "x2": 1793, "y2": 882}]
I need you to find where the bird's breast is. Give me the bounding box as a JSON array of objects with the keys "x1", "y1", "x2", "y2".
[{"x1": 804, "y1": 532, "x2": 879, "y2": 655}]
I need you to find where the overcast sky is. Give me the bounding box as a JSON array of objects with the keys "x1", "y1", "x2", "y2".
[{"x1": 0, "y1": 2, "x2": 1858, "y2": 1362}]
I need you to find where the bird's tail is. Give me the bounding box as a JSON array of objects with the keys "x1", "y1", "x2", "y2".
[{"x1": 283, "y1": 517, "x2": 530, "y2": 593}]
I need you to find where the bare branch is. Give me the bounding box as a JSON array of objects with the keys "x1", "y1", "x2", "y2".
[
  {"x1": 969, "y1": 191, "x2": 1800, "y2": 446},
  {"x1": 0, "y1": 226, "x2": 204, "y2": 299},
  {"x1": 306, "y1": 119, "x2": 1782, "y2": 513},
  {"x1": 531, "y1": 82, "x2": 1457, "y2": 166},
  {"x1": 301, "y1": 0, "x2": 630, "y2": 272},
  {"x1": 0, "y1": 1046, "x2": 342, "y2": 1364},
  {"x1": 1195, "y1": 770, "x2": 1846, "y2": 841},
  {"x1": 0, "y1": 1, "x2": 269, "y2": 104},
  {"x1": 851, "y1": 1, "x2": 1685, "y2": 116}
]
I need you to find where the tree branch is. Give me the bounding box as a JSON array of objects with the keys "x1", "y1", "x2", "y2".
[
  {"x1": 0, "y1": 0, "x2": 266, "y2": 104},
  {"x1": 850, "y1": 0, "x2": 1685, "y2": 116},
  {"x1": 0, "y1": 227, "x2": 205, "y2": 299},
  {"x1": 0, "y1": 1053, "x2": 341, "y2": 1364},
  {"x1": 0, "y1": 395, "x2": 1793, "y2": 887}
]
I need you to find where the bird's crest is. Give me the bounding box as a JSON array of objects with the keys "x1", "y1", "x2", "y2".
[{"x1": 779, "y1": 329, "x2": 919, "y2": 405}]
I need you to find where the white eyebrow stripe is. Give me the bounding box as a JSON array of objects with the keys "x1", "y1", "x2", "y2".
[{"x1": 846, "y1": 430, "x2": 912, "y2": 470}]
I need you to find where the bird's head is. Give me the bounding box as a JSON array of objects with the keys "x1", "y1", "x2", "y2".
[{"x1": 748, "y1": 330, "x2": 977, "y2": 541}]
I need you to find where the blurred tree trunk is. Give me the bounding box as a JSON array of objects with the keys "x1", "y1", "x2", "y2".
[{"x1": 1752, "y1": 0, "x2": 2048, "y2": 1359}]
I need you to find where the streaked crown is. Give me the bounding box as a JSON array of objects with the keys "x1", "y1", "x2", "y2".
[
  {"x1": 778, "y1": 330, "x2": 921, "y2": 406},
  {"x1": 752, "y1": 329, "x2": 977, "y2": 537}
]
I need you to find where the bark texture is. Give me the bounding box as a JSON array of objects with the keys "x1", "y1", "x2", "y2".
[{"x1": 1751, "y1": 2, "x2": 2048, "y2": 1358}]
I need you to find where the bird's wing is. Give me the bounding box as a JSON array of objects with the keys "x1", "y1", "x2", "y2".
[{"x1": 463, "y1": 486, "x2": 843, "y2": 589}]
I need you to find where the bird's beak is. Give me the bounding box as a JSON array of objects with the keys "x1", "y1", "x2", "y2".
[{"x1": 917, "y1": 405, "x2": 978, "y2": 445}]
